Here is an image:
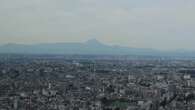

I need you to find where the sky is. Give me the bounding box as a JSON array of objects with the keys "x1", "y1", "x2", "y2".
[{"x1": 0, "y1": 0, "x2": 195, "y2": 50}]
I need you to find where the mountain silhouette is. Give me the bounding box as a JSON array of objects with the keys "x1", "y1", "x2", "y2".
[
  {"x1": 0, "y1": 39, "x2": 194, "y2": 57},
  {"x1": 85, "y1": 39, "x2": 102, "y2": 45}
]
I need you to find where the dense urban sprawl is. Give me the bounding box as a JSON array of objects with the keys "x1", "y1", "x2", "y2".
[{"x1": 0, "y1": 55, "x2": 195, "y2": 110}]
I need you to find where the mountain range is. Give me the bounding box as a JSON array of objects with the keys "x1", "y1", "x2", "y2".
[{"x1": 0, "y1": 39, "x2": 194, "y2": 57}]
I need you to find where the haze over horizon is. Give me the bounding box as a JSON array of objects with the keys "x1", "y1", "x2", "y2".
[{"x1": 0, "y1": 0, "x2": 195, "y2": 50}]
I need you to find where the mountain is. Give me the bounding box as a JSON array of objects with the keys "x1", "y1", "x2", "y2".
[{"x1": 0, "y1": 39, "x2": 195, "y2": 57}]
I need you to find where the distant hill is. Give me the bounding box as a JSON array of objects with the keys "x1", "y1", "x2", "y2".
[{"x1": 0, "y1": 39, "x2": 195, "y2": 57}]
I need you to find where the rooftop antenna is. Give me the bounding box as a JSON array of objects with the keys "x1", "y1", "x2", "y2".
[{"x1": 93, "y1": 61, "x2": 96, "y2": 79}]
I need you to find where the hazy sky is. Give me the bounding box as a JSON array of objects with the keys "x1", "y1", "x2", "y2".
[{"x1": 0, "y1": 0, "x2": 195, "y2": 50}]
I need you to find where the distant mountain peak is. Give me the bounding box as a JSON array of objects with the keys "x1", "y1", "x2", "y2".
[
  {"x1": 85, "y1": 39, "x2": 103, "y2": 45},
  {"x1": 0, "y1": 40, "x2": 195, "y2": 57}
]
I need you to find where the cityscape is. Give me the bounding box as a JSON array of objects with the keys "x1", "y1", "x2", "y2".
[
  {"x1": 1, "y1": 0, "x2": 195, "y2": 110},
  {"x1": 1, "y1": 54, "x2": 195, "y2": 110}
]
